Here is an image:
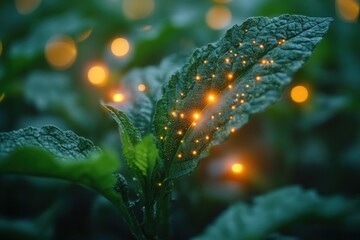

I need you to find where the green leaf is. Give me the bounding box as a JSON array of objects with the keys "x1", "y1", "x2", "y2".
[
  {"x1": 0, "y1": 126, "x2": 125, "y2": 208},
  {"x1": 194, "y1": 186, "x2": 358, "y2": 240},
  {"x1": 154, "y1": 15, "x2": 332, "y2": 178},
  {"x1": 115, "y1": 56, "x2": 182, "y2": 136},
  {"x1": 134, "y1": 135, "x2": 159, "y2": 177}
]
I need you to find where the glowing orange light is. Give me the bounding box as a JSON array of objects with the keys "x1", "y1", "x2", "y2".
[
  {"x1": 193, "y1": 112, "x2": 200, "y2": 120},
  {"x1": 208, "y1": 94, "x2": 216, "y2": 103},
  {"x1": 206, "y1": 5, "x2": 232, "y2": 30},
  {"x1": 160, "y1": 136, "x2": 164, "y2": 140},
  {"x1": 45, "y1": 35, "x2": 77, "y2": 70},
  {"x1": 255, "y1": 76, "x2": 261, "y2": 81},
  {"x1": 228, "y1": 73, "x2": 233, "y2": 80},
  {"x1": 138, "y1": 84, "x2": 146, "y2": 92},
  {"x1": 225, "y1": 58, "x2": 230, "y2": 63},
  {"x1": 231, "y1": 163, "x2": 243, "y2": 174},
  {"x1": 192, "y1": 150, "x2": 197, "y2": 155},
  {"x1": 111, "y1": 37, "x2": 130, "y2": 57},
  {"x1": 87, "y1": 64, "x2": 109, "y2": 86},
  {"x1": 177, "y1": 130, "x2": 183, "y2": 135},
  {"x1": 15, "y1": 0, "x2": 41, "y2": 15},
  {"x1": 112, "y1": 93, "x2": 125, "y2": 103},
  {"x1": 291, "y1": 85, "x2": 309, "y2": 103},
  {"x1": 205, "y1": 135, "x2": 210, "y2": 140},
  {"x1": 336, "y1": 0, "x2": 359, "y2": 22},
  {"x1": 177, "y1": 153, "x2": 182, "y2": 158},
  {"x1": 195, "y1": 75, "x2": 201, "y2": 81},
  {"x1": 180, "y1": 113, "x2": 185, "y2": 118},
  {"x1": 259, "y1": 44, "x2": 264, "y2": 49},
  {"x1": 230, "y1": 128, "x2": 235, "y2": 133},
  {"x1": 171, "y1": 111, "x2": 176, "y2": 117}
]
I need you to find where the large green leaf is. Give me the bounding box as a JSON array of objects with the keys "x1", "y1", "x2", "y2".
[
  {"x1": 194, "y1": 186, "x2": 358, "y2": 240},
  {"x1": 134, "y1": 135, "x2": 159, "y2": 177},
  {"x1": 154, "y1": 15, "x2": 332, "y2": 178},
  {"x1": 0, "y1": 126, "x2": 125, "y2": 213}
]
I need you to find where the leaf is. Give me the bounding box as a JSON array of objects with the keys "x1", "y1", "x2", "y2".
[
  {"x1": 0, "y1": 126, "x2": 127, "y2": 214},
  {"x1": 134, "y1": 135, "x2": 159, "y2": 177},
  {"x1": 114, "y1": 56, "x2": 182, "y2": 136},
  {"x1": 194, "y1": 186, "x2": 358, "y2": 240},
  {"x1": 154, "y1": 15, "x2": 332, "y2": 178}
]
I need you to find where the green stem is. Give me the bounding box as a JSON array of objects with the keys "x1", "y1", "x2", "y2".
[{"x1": 116, "y1": 204, "x2": 146, "y2": 240}]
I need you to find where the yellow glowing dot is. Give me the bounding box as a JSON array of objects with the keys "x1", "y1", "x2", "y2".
[
  {"x1": 195, "y1": 75, "x2": 201, "y2": 81},
  {"x1": 206, "y1": 5, "x2": 232, "y2": 30},
  {"x1": 231, "y1": 163, "x2": 243, "y2": 174},
  {"x1": 234, "y1": 53, "x2": 238, "y2": 56},
  {"x1": 180, "y1": 113, "x2": 185, "y2": 118},
  {"x1": 231, "y1": 128, "x2": 235, "y2": 133},
  {"x1": 112, "y1": 93, "x2": 125, "y2": 103},
  {"x1": 261, "y1": 59, "x2": 267, "y2": 64},
  {"x1": 291, "y1": 85, "x2": 309, "y2": 103},
  {"x1": 228, "y1": 85, "x2": 233, "y2": 89},
  {"x1": 230, "y1": 116, "x2": 233, "y2": 119},
  {"x1": 252, "y1": 40, "x2": 256, "y2": 45},
  {"x1": 336, "y1": 0, "x2": 359, "y2": 22},
  {"x1": 195, "y1": 139, "x2": 200, "y2": 143},
  {"x1": 270, "y1": 60, "x2": 274, "y2": 64},
  {"x1": 87, "y1": 64, "x2": 109, "y2": 86},
  {"x1": 278, "y1": 41, "x2": 283, "y2": 45},
  {"x1": 231, "y1": 105, "x2": 236, "y2": 110},
  {"x1": 259, "y1": 44, "x2": 264, "y2": 49},
  {"x1": 228, "y1": 73, "x2": 234, "y2": 80},
  {"x1": 177, "y1": 153, "x2": 182, "y2": 159},
  {"x1": 241, "y1": 93, "x2": 245, "y2": 97},
  {"x1": 208, "y1": 94, "x2": 216, "y2": 103},
  {"x1": 211, "y1": 115, "x2": 215, "y2": 119},
  {"x1": 177, "y1": 130, "x2": 183, "y2": 135},
  {"x1": 164, "y1": 126, "x2": 168, "y2": 130},
  {"x1": 212, "y1": 74, "x2": 216, "y2": 78},
  {"x1": 255, "y1": 76, "x2": 261, "y2": 81},
  {"x1": 225, "y1": 58, "x2": 230, "y2": 63},
  {"x1": 171, "y1": 111, "x2": 176, "y2": 117},
  {"x1": 246, "y1": 84, "x2": 250, "y2": 88},
  {"x1": 160, "y1": 136, "x2": 164, "y2": 140},
  {"x1": 242, "y1": 60, "x2": 247, "y2": 64},
  {"x1": 45, "y1": 35, "x2": 77, "y2": 70},
  {"x1": 122, "y1": 0, "x2": 155, "y2": 20},
  {"x1": 205, "y1": 135, "x2": 210, "y2": 140},
  {"x1": 204, "y1": 60, "x2": 208, "y2": 64},
  {"x1": 239, "y1": 42, "x2": 243, "y2": 46},
  {"x1": 180, "y1": 140, "x2": 184, "y2": 143},
  {"x1": 111, "y1": 38, "x2": 130, "y2": 57},
  {"x1": 180, "y1": 92, "x2": 185, "y2": 97},
  {"x1": 218, "y1": 112, "x2": 222, "y2": 115},
  {"x1": 240, "y1": 99, "x2": 245, "y2": 104},
  {"x1": 15, "y1": 0, "x2": 41, "y2": 15},
  {"x1": 192, "y1": 122, "x2": 197, "y2": 127},
  {"x1": 282, "y1": 39, "x2": 286, "y2": 43},
  {"x1": 137, "y1": 84, "x2": 146, "y2": 92},
  {"x1": 157, "y1": 182, "x2": 162, "y2": 187},
  {"x1": 193, "y1": 113, "x2": 200, "y2": 120},
  {"x1": 216, "y1": 127, "x2": 220, "y2": 130},
  {"x1": 245, "y1": 29, "x2": 248, "y2": 32},
  {"x1": 192, "y1": 150, "x2": 197, "y2": 155}
]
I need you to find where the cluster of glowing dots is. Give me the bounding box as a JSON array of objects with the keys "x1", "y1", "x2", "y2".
[
  {"x1": 87, "y1": 64, "x2": 109, "y2": 86},
  {"x1": 231, "y1": 163, "x2": 244, "y2": 174},
  {"x1": 291, "y1": 85, "x2": 309, "y2": 103},
  {"x1": 111, "y1": 38, "x2": 130, "y2": 57}
]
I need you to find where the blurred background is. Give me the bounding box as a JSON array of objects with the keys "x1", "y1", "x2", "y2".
[{"x1": 0, "y1": 0, "x2": 360, "y2": 239}]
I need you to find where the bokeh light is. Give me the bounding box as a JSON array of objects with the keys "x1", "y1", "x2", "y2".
[
  {"x1": 138, "y1": 84, "x2": 146, "y2": 92},
  {"x1": 231, "y1": 163, "x2": 243, "y2": 174},
  {"x1": 112, "y1": 92, "x2": 125, "y2": 103},
  {"x1": 45, "y1": 35, "x2": 77, "y2": 70},
  {"x1": 15, "y1": 0, "x2": 41, "y2": 15},
  {"x1": 122, "y1": 0, "x2": 155, "y2": 20},
  {"x1": 336, "y1": 0, "x2": 359, "y2": 22},
  {"x1": 291, "y1": 85, "x2": 309, "y2": 103},
  {"x1": 206, "y1": 5, "x2": 232, "y2": 30},
  {"x1": 87, "y1": 64, "x2": 109, "y2": 86},
  {"x1": 111, "y1": 38, "x2": 130, "y2": 57}
]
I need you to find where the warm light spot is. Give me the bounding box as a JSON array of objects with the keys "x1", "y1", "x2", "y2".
[
  {"x1": 177, "y1": 130, "x2": 183, "y2": 135},
  {"x1": 252, "y1": 40, "x2": 256, "y2": 45},
  {"x1": 205, "y1": 135, "x2": 210, "y2": 140},
  {"x1": 138, "y1": 84, "x2": 146, "y2": 92},
  {"x1": 208, "y1": 94, "x2": 216, "y2": 103},
  {"x1": 231, "y1": 163, "x2": 243, "y2": 174},
  {"x1": 212, "y1": 74, "x2": 216, "y2": 78},
  {"x1": 203, "y1": 60, "x2": 208, "y2": 64},
  {"x1": 234, "y1": 53, "x2": 238, "y2": 56},
  {"x1": 112, "y1": 92, "x2": 125, "y2": 103},
  {"x1": 240, "y1": 99, "x2": 245, "y2": 104},
  {"x1": 171, "y1": 111, "x2": 176, "y2": 117},
  {"x1": 245, "y1": 84, "x2": 250, "y2": 88},
  {"x1": 270, "y1": 60, "x2": 274, "y2": 64},
  {"x1": 195, "y1": 75, "x2": 201, "y2": 81},
  {"x1": 164, "y1": 126, "x2": 168, "y2": 130},
  {"x1": 230, "y1": 128, "x2": 235, "y2": 133},
  {"x1": 111, "y1": 38, "x2": 130, "y2": 57},
  {"x1": 195, "y1": 139, "x2": 200, "y2": 143},
  {"x1": 228, "y1": 84, "x2": 233, "y2": 89},
  {"x1": 242, "y1": 60, "x2": 247, "y2": 64},
  {"x1": 261, "y1": 59, "x2": 267, "y2": 64},
  {"x1": 228, "y1": 73, "x2": 233, "y2": 80},
  {"x1": 76, "y1": 29, "x2": 92, "y2": 42},
  {"x1": 239, "y1": 42, "x2": 243, "y2": 46},
  {"x1": 192, "y1": 150, "x2": 197, "y2": 155},
  {"x1": 225, "y1": 58, "x2": 230, "y2": 63},
  {"x1": 177, "y1": 153, "x2": 182, "y2": 159},
  {"x1": 231, "y1": 105, "x2": 236, "y2": 110},
  {"x1": 87, "y1": 64, "x2": 109, "y2": 86},
  {"x1": 245, "y1": 29, "x2": 248, "y2": 32},
  {"x1": 259, "y1": 44, "x2": 264, "y2": 49},
  {"x1": 157, "y1": 182, "x2": 162, "y2": 187},
  {"x1": 218, "y1": 112, "x2": 222, "y2": 115},
  {"x1": 336, "y1": 0, "x2": 359, "y2": 22},
  {"x1": 211, "y1": 115, "x2": 215, "y2": 119},
  {"x1": 291, "y1": 85, "x2": 309, "y2": 103},
  {"x1": 45, "y1": 35, "x2": 77, "y2": 70},
  {"x1": 192, "y1": 122, "x2": 197, "y2": 127},
  {"x1": 255, "y1": 76, "x2": 261, "y2": 81},
  {"x1": 180, "y1": 113, "x2": 185, "y2": 118},
  {"x1": 160, "y1": 136, "x2": 164, "y2": 140},
  {"x1": 193, "y1": 112, "x2": 200, "y2": 121},
  {"x1": 15, "y1": 0, "x2": 41, "y2": 15},
  {"x1": 180, "y1": 92, "x2": 185, "y2": 97},
  {"x1": 122, "y1": 0, "x2": 155, "y2": 20},
  {"x1": 206, "y1": 5, "x2": 232, "y2": 30}
]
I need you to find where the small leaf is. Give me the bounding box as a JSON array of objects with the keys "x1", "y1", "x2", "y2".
[
  {"x1": 114, "y1": 56, "x2": 182, "y2": 136},
  {"x1": 0, "y1": 126, "x2": 127, "y2": 214},
  {"x1": 194, "y1": 186, "x2": 358, "y2": 240},
  {"x1": 134, "y1": 135, "x2": 159, "y2": 177},
  {"x1": 154, "y1": 15, "x2": 332, "y2": 178}
]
